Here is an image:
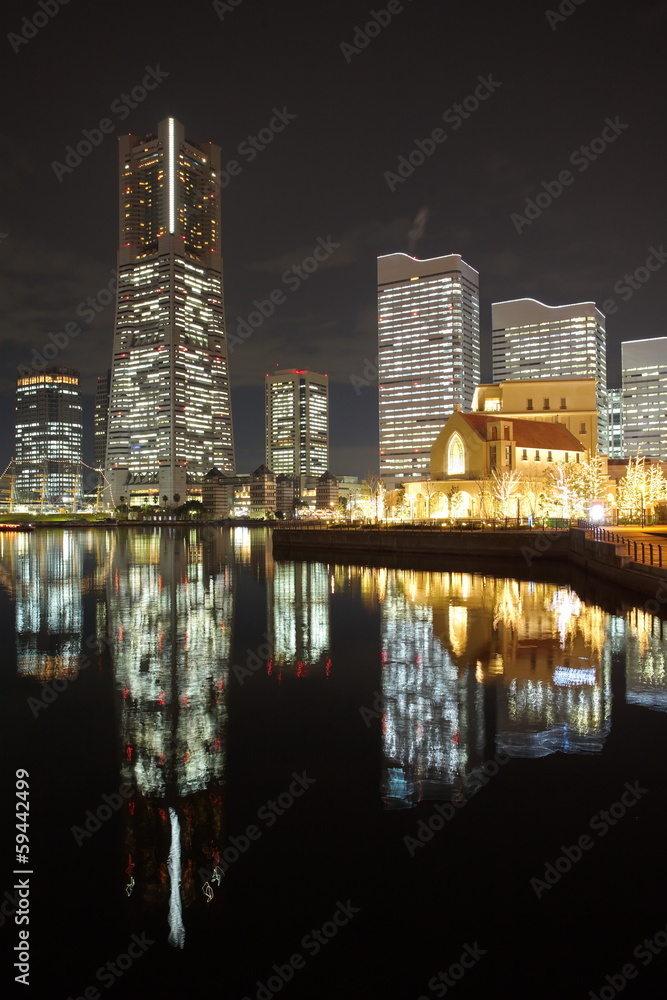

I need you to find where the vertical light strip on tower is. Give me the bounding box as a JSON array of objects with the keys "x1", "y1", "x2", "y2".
[{"x1": 168, "y1": 118, "x2": 176, "y2": 235}]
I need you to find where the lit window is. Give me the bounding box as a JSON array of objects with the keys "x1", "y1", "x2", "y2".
[{"x1": 447, "y1": 433, "x2": 465, "y2": 475}]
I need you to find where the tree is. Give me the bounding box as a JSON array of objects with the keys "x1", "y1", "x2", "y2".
[
  {"x1": 617, "y1": 456, "x2": 667, "y2": 520},
  {"x1": 444, "y1": 485, "x2": 462, "y2": 518},
  {"x1": 521, "y1": 471, "x2": 551, "y2": 518},
  {"x1": 472, "y1": 475, "x2": 493, "y2": 518},
  {"x1": 421, "y1": 480, "x2": 444, "y2": 518},
  {"x1": 162, "y1": 494, "x2": 168, "y2": 506},
  {"x1": 363, "y1": 471, "x2": 385, "y2": 522},
  {"x1": 491, "y1": 468, "x2": 523, "y2": 517},
  {"x1": 173, "y1": 493, "x2": 181, "y2": 505}
]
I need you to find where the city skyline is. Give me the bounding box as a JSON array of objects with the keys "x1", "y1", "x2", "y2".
[{"x1": 1, "y1": 1, "x2": 665, "y2": 480}]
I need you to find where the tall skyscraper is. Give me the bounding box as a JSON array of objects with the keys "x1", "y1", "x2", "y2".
[
  {"x1": 605, "y1": 387, "x2": 623, "y2": 458},
  {"x1": 265, "y1": 369, "x2": 328, "y2": 485},
  {"x1": 94, "y1": 369, "x2": 111, "y2": 470},
  {"x1": 14, "y1": 366, "x2": 83, "y2": 507},
  {"x1": 622, "y1": 337, "x2": 667, "y2": 459},
  {"x1": 378, "y1": 253, "x2": 480, "y2": 485},
  {"x1": 491, "y1": 298, "x2": 607, "y2": 450},
  {"x1": 106, "y1": 118, "x2": 235, "y2": 504}
]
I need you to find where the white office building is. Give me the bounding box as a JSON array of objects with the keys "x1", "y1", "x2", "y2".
[
  {"x1": 378, "y1": 253, "x2": 480, "y2": 486},
  {"x1": 492, "y1": 299, "x2": 607, "y2": 450},
  {"x1": 622, "y1": 337, "x2": 667, "y2": 459},
  {"x1": 265, "y1": 369, "x2": 328, "y2": 486},
  {"x1": 106, "y1": 118, "x2": 235, "y2": 503}
]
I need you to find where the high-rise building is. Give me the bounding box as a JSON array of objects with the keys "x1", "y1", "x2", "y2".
[
  {"x1": 105, "y1": 117, "x2": 235, "y2": 504},
  {"x1": 378, "y1": 253, "x2": 480, "y2": 486},
  {"x1": 605, "y1": 387, "x2": 623, "y2": 458},
  {"x1": 491, "y1": 298, "x2": 607, "y2": 450},
  {"x1": 622, "y1": 337, "x2": 667, "y2": 459},
  {"x1": 94, "y1": 369, "x2": 111, "y2": 470},
  {"x1": 14, "y1": 366, "x2": 83, "y2": 507},
  {"x1": 265, "y1": 369, "x2": 328, "y2": 485}
]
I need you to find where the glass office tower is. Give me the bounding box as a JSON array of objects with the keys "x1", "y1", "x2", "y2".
[
  {"x1": 106, "y1": 117, "x2": 235, "y2": 503},
  {"x1": 378, "y1": 253, "x2": 480, "y2": 487}
]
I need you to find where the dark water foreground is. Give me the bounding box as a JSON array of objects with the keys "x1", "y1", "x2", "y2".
[{"x1": 1, "y1": 526, "x2": 666, "y2": 999}]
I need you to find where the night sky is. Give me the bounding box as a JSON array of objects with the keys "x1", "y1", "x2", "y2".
[{"x1": 1, "y1": 0, "x2": 665, "y2": 478}]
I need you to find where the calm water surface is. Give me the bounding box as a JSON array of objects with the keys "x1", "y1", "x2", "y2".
[{"x1": 1, "y1": 526, "x2": 667, "y2": 999}]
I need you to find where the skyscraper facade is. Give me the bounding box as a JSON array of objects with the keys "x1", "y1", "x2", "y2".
[
  {"x1": 378, "y1": 253, "x2": 480, "y2": 486},
  {"x1": 94, "y1": 369, "x2": 111, "y2": 471},
  {"x1": 605, "y1": 387, "x2": 623, "y2": 458},
  {"x1": 491, "y1": 298, "x2": 607, "y2": 450},
  {"x1": 106, "y1": 117, "x2": 235, "y2": 503},
  {"x1": 265, "y1": 369, "x2": 328, "y2": 484},
  {"x1": 622, "y1": 337, "x2": 667, "y2": 459},
  {"x1": 14, "y1": 366, "x2": 83, "y2": 507}
]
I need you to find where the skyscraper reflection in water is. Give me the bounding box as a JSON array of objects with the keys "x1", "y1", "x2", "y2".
[
  {"x1": 268, "y1": 561, "x2": 332, "y2": 678},
  {"x1": 611, "y1": 607, "x2": 667, "y2": 712},
  {"x1": 106, "y1": 528, "x2": 234, "y2": 945},
  {"x1": 377, "y1": 570, "x2": 614, "y2": 807},
  {"x1": 0, "y1": 529, "x2": 110, "y2": 679}
]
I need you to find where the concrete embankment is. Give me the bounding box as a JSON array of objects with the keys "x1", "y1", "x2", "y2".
[
  {"x1": 272, "y1": 526, "x2": 571, "y2": 560},
  {"x1": 273, "y1": 526, "x2": 667, "y2": 601},
  {"x1": 569, "y1": 528, "x2": 667, "y2": 600}
]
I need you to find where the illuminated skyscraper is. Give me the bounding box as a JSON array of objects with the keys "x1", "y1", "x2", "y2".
[
  {"x1": 106, "y1": 117, "x2": 235, "y2": 503},
  {"x1": 622, "y1": 337, "x2": 667, "y2": 459},
  {"x1": 14, "y1": 366, "x2": 83, "y2": 507},
  {"x1": 265, "y1": 369, "x2": 328, "y2": 486},
  {"x1": 94, "y1": 369, "x2": 111, "y2": 470},
  {"x1": 378, "y1": 253, "x2": 480, "y2": 486},
  {"x1": 492, "y1": 298, "x2": 607, "y2": 449},
  {"x1": 605, "y1": 387, "x2": 623, "y2": 458}
]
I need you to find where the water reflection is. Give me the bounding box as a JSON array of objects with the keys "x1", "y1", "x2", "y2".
[
  {"x1": 5, "y1": 527, "x2": 667, "y2": 941},
  {"x1": 0, "y1": 529, "x2": 110, "y2": 679},
  {"x1": 367, "y1": 570, "x2": 614, "y2": 806},
  {"x1": 107, "y1": 529, "x2": 233, "y2": 938},
  {"x1": 611, "y1": 608, "x2": 667, "y2": 712},
  {"x1": 267, "y1": 561, "x2": 332, "y2": 677}
]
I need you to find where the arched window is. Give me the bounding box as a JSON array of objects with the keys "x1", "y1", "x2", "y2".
[{"x1": 447, "y1": 433, "x2": 465, "y2": 475}]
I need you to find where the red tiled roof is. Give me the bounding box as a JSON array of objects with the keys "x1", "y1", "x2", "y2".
[{"x1": 459, "y1": 412, "x2": 585, "y2": 450}]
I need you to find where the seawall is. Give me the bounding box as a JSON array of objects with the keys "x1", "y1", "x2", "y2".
[{"x1": 273, "y1": 526, "x2": 667, "y2": 601}]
